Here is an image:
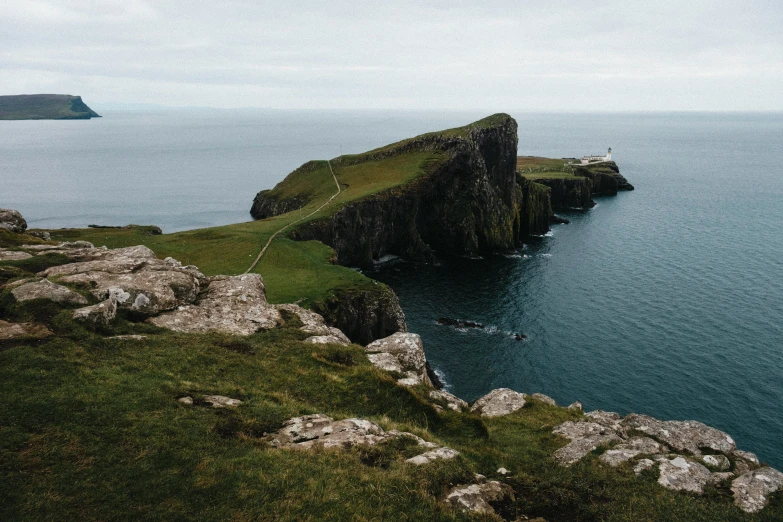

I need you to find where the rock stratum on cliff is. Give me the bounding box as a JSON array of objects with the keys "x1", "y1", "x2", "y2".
[{"x1": 0, "y1": 94, "x2": 101, "y2": 120}]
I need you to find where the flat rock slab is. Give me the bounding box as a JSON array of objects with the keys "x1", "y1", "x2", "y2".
[
  {"x1": 622, "y1": 413, "x2": 735, "y2": 455},
  {"x1": 0, "y1": 250, "x2": 32, "y2": 261},
  {"x1": 202, "y1": 395, "x2": 242, "y2": 408},
  {"x1": 11, "y1": 279, "x2": 88, "y2": 306},
  {"x1": 0, "y1": 319, "x2": 53, "y2": 340},
  {"x1": 552, "y1": 421, "x2": 623, "y2": 466},
  {"x1": 405, "y1": 447, "x2": 460, "y2": 465},
  {"x1": 445, "y1": 481, "x2": 513, "y2": 515},
  {"x1": 657, "y1": 457, "x2": 713, "y2": 494},
  {"x1": 366, "y1": 332, "x2": 430, "y2": 387},
  {"x1": 732, "y1": 468, "x2": 783, "y2": 513},
  {"x1": 470, "y1": 388, "x2": 527, "y2": 418},
  {"x1": 599, "y1": 436, "x2": 664, "y2": 467},
  {"x1": 149, "y1": 274, "x2": 281, "y2": 335},
  {"x1": 304, "y1": 335, "x2": 349, "y2": 346}
]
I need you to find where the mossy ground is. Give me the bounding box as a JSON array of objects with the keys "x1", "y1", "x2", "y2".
[{"x1": 2, "y1": 251, "x2": 782, "y2": 520}]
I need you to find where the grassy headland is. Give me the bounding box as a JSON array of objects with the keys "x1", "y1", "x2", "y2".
[{"x1": 0, "y1": 94, "x2": 101, "y2": 120}]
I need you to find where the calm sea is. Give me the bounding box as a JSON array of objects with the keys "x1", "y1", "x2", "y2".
[{"x1": 2, "y1": 110, "x2": 782, "y2": 468}]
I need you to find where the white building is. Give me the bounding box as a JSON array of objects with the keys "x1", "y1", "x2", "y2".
[{"x1": 579, "y1": 148, "x2": 612, "y2": 165}]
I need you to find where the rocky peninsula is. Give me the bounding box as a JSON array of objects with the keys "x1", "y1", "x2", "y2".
[
  {"x1": 2, "y1": 116, "x2": 781, "y2": 520},
  {"x1": 0, "y1": 94, "x2": 101, "y2": 120}
]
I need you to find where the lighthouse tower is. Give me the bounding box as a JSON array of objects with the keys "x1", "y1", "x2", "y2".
[{"x1": 606, "y1": 148, "x2": 612, "y2": 161}]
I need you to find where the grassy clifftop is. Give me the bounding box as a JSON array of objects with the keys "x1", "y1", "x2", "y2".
[{"x1": 0, "y1": 94, "x2": 101, "y2": 120}]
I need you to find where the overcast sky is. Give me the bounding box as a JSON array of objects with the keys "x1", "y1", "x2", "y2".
[{"x1": 2, "y1": 0, "x2": 782, "y2": 111}]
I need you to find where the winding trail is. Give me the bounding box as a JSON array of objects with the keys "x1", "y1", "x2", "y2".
[{"x1": 244, "y1": 160, "x2": 341, "y2": 274}]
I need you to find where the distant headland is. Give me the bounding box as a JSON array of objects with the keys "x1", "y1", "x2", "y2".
[{"x1": 0, "y1": 94, "x2": 101, "y2": 120}]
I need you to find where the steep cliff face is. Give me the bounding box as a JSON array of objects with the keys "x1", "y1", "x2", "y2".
[
  {"x1": 289, "y1": 115, "x2": 547, "y2": 268},
  {"x1": 311, "y1": 285, "x2": 407, "y2": 345},
  {"x1": 534, "y1": 177, "x2": 594, "y2": 210}
]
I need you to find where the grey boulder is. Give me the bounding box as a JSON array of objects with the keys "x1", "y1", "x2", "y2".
[
  {"x1": 0, "y1": 209, "x2": 27, "y2": 233},
  {"x1": 11, "y1": 279, "x2": 88, "y2": 306},
  {"x1": 732, "y1": 467, "x2": 783, "y2": 513},
  {"x1": 444, "y1": 481, "x2": 514, "y2": 515},
  {"x1": 365, "y1": 332, "x2": 431, "y2": 387},
  {"x1": 470, "y1": 388, "x2": 527, "y2": 418},
  {"x1": 73, "y1": 298, "x2": 117, "y2": 325}
]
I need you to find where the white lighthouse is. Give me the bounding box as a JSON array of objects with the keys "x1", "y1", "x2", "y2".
[{"x1": 579, "y1": 148, "x2": 612, "y2": 165}]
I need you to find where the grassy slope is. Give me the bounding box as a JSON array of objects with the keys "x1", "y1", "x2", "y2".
[
  {"x1": 43, "y1": 149, "x2": 444, "y2": 307},
  {"x1": 0, "y1": 94, "x2": 100, "y2": 120},
  {"x1": 0, "y1": 273, "x2": 780, "y2": 520},
  {"x1": 516, "y1": 156, "x2": 580, "y2": 180}
]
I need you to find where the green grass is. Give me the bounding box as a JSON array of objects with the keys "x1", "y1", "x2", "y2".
[
  {"x1": 516, "y1": 156, "x2": 580, "y2": 180},
  {"x1": 1, "y1": 285, "x2": 781, "y2": 520}
]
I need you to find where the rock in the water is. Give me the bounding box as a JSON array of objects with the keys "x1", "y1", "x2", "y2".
[
  {"x1": 202, "y1": 395, "x2": 242, "y2": 408},
  {"x1": 405, "y1": 447, "x2": 459, "y2": 465},
  {"x1": 0, "y1": 250, "x2": 33, "y2": 261},
  {"x1": 276, "y1": 303, "x2": 350, "y2": 344},
  {"x1": 552, "y1": 421, "x2": 623, "y2": 466},
  {"x1": 599, "y1": 437, "x2": 664, "y2": 467},
  {"x1": 731, "y1": 468, "x2": 783, "y2": 513},
  {"x1": 531, "y1": 393, "x2": 556, "y2": 406},
  {"x1": 445, "y1": 481, "x2": 514, "y2": 515},
  {"x1": 303, "y1": 335, "x2": 350, "y2": 346},
  {"x1": 72, "y1": 298, "x2": 117, "y2": 325},
  {"x1": 657, "y1": 457, "x2": 713, "y2": 494},
  {"x1": 149, "y1": 274, "x2": 281, "y2": 335},
  {"x1": 365, "y1": 332, "x2": 431, "y2": 387},
  {"x1": 429, "y1": 389, "x2": 469, "y2": 412},
  {"x1": 470, "y1": 388, "x2": 526, "y2": 418},
  {"x1": 0, "y1": 209, "x2": 27, "y2": 233},
  {"x1": 622, "y1": 414, "x2": 736, "y2": 455},
  {"x1": 701, "y1": 454, "x2": 731, "y2": 471},
  {"x1": 11, "y1": 278, "x2": 88, "y2": 306},
  {"x1": 0, "y1": 319, "x2": 53, "y2": 340}
]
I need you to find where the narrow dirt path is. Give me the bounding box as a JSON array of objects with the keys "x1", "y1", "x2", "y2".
[{"x1": 244, "y1": 160, "x2": 341, "y2": 274}]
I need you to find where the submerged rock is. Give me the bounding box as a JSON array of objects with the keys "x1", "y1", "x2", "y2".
[
  {"x1": 11, "y1": 279, "x2": 88, "y2": 306},
  {"x1": 150, "y1": 274, "x2": 281, "y2": 335},
  {"x1": 365, "y1": 332, "x2": 431, "y2": 387},
  {"x1": 0, "y1": 209, "x2": 27, "y2": 233},
  {"x1": 470, "y1": 388, "x2": 526, "y2": 418},
  {"x1": 436, "y1": 317, "x2": 484, "y2": 329}
]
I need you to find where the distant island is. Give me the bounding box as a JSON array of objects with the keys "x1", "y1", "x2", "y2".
[{"x1": 0, "y1": 94, "x2": 101, "y2": 120}]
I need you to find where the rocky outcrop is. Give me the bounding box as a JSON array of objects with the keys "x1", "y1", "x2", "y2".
[
  {"x1": 266, "y1": 414, "x2": 458, "y2": 465},
  {"x1": 551, "y1": 410, "x2": 780, "y2": 512},
  {"x1": 10, "y1": 278, "x2": 88, "y2": 306},
  {"x1": 149, "y1": 274, "x2": 282, "y2": 335},
  {"x1": 429, "y1": 390, "x2": 469, "y2": 412},
  {"x1": 0, "y1": 209, "x2": 27, "y2": 233},
  {"x1": 0, "y1": 250, "x2": 33, "y2": 261},
  {"x1": 365, "y1": 332, "x2": 431, "y2": 387},
  {"x1": 445, "y1": 480, "x2": 514, "y2": 516},
  {"x1": 533, "y1": 161, "x2": 633, "y2": 210},
  {"x1": 276, "y1": 303, "x2": 351, "y2": 344},
  {"x1": 310, "y1": 285, "x2": 406, "y2": 345},
  {"x1": 250, "y1": 191, "x2": 310, "y2": 220},
  {"x1": 73, "y1": 298, "x2": 117, "y2": 325},
  {"x1": 470, "y1": 388, "x2": 527, "y2": 418},
  {"x1": 0, "y1": 319, "x2": 52, "y2": 340}
]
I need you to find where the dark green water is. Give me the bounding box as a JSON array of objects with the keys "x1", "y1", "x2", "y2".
[{"x1": 374, "y1": 112, "x2": 783, "y2": 468}]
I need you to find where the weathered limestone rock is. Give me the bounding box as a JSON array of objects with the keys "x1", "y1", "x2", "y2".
[
  {"x1": 149, "y1": 274, "x2": 281, "y2": 335},
  {"x1": 731, "y1": 468, "x2": 783, "y2": 513},
  {"x1": 0, "y1": 319, "x2": 53, "y2": 340},
  {"x1": 552, "y1": 421, "x2": 623, "y2": 466},
  {"x1": 0, "y1": 250, "x2": 32, "y2": 261},
  {"x1": 531, "y1": 393, "x2": 557, "y2": 406},
  {"x1": 0, "y1": 209, "x2": 27, "y2": 233},
  {"x1": 733, "y1": 449, "x2": 760, "y2": 465},
  {"x1": 429, "y1": 389, "x2": 469, "y2": 412},
  {"x1": 622, "y1": 414, "x2": 735, "y2": 455},
  {"x1": 599, "y1": 437, "x2": 664, "y2": 467},
  {"x1": 585, "y1": 410, "x2": 624, "y2": 432},
  {"x1": 365, "y1": 332, "x2": 431, "y2": 387},
  {"x1": 445, "y1": 481, "x2": 514, "y2": 515},
  {"x1": 405, "y1": 447, "x2": 460, "y2": 465},
  {"x1": 568, "y1": 401, "x2": 583, "y2": 411},
  {"x1": 303, "y1": 335, "x2": 349, "y2": 346},
  {"x1": 657, "y1": 457, "x2": 713, "y2": 494},
  {"x1": 267, "y1": 414, "x2": 450, "y2": 458},
  {"x1": 11, "y1": 279, "x2": 88, "y2": 306},
  {"x1": 470, "y1": 388, "x2": 526, "y2": 418},
  {"x1": 178, "y1": 396, "x2": 194, "y2": 405},
  {"x1": 72, "y1": 298, "x2": 117, "y2": 325},
  {"x1": 202, "y1": 395, "x2": 242, "y2": 408},
  {"x1": 276, "y1": 303, "x2": 350, "y2": 344},
  {"x1": 634, "y1": 458, "x2": 656, "y2": 475},
  {"x1": 701, "y1": 454, "x2": 731, "y2": 471}
]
